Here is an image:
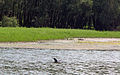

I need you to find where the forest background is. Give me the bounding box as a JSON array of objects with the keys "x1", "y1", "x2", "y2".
[{"x1": 0, "y1": 0, "x2": 120, "y2": 31}]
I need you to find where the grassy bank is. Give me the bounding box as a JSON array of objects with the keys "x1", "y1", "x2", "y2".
[{"x1": 0, "y1": 27, "x2": 120, "y2": 42}]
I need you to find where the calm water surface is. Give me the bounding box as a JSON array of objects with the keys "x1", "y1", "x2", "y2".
[{"x1": 0, "y1": 48, "x2": 120, "y2": 75}]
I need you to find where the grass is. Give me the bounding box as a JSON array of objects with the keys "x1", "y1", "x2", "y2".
[{"x1": 0, "y1": 27, "x2": 120, "y2": 42}]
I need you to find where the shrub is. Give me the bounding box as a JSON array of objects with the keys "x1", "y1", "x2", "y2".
[
  {"x1": 0, "y1": 21, "x2": 2, "y2": 26},
  {"x1": 115, "y1": 26, "x2": 120, "y2": 31},
  {"x1": 2, "y1": 16, "x2": 19, "y2": 27}
]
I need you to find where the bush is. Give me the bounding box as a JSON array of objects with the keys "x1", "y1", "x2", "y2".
[
  {"x1": 1, "y1": 16, "x2": 19, "y2": 27},
  {"x1": 115, "y1": 26, "x2": 120, "y2": 31},
  {"x1": 0, "y1": 21, "x2": 2, "y2": 26}
]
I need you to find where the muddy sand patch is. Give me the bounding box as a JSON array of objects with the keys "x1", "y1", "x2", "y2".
[{"x1": 0, "y1": 38, "x2": 120, "y2": 50}]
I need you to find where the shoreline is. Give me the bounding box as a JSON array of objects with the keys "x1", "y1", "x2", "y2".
[{"x1": 0, "y1": 38, "x2": 120, "y2": 50}]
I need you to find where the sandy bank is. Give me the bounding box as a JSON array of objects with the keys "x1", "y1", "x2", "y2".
[{"x1": 0, "y1": 38, "x2": 120, "y2": 50}]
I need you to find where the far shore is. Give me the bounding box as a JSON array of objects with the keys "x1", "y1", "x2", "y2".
[{"x1": 0, "y1": 38, "x2": 120, "y2": 50}]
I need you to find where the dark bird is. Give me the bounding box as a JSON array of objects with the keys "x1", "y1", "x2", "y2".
[{"x1": 53, "y1": 58, "x2": 58, "y2": 63}]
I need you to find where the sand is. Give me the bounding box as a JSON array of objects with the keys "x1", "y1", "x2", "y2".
[{"x1": 0, "y1": 38, "x2": 120, "y2": 50}]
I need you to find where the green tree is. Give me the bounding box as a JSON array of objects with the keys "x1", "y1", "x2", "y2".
[{"x1": 93, "y1": 0, "x2": 120, "y2": 30}]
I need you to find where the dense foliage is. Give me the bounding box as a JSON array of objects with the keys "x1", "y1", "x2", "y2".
[
  {"x1": 2, "y1": 16, "x2": 19, "y2": 27},
  {"x1": 0, "y1": 0, "x2": 120, "y2": 30}
]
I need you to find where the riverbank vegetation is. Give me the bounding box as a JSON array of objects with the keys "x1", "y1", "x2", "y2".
[
  {"x1": 0, "y1": 0, "x2": 120, "y2": 31},
  {"x1": 0, "y1": 27, "x2": 120, "y2": 42}
]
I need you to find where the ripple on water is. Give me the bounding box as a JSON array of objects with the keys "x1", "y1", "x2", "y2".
[{"x1": 0, "y1": 48, "x2": 120, "y2": 75}]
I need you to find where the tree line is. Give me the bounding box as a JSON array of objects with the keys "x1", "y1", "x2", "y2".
[{"x1": 0, "y1": 0, "x2": 120, "y2": 31}]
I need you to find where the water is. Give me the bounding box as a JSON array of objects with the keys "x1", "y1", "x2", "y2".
[{"x1": 0, "y1": 48, "x2": 120, "y2": 75}]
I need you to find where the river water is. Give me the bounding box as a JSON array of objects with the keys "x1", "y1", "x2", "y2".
[{"x1": 0, "y1": 48, "x2": 120, "y2": 75}]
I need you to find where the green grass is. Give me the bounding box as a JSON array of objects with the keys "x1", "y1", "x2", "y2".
[{"x1": 0, "y1": 27, "x2": 120, "y2": 42}]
